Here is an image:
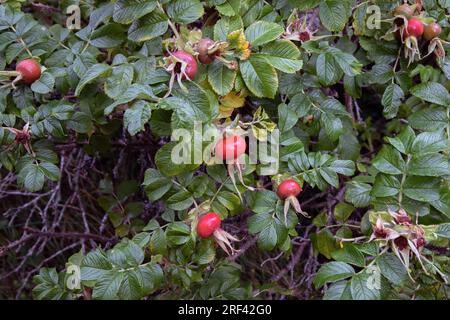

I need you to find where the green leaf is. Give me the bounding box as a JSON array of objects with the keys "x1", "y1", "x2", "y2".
[
  {"x1": 371, "y1": 174, "x2": 400, "y2": 197},
  {"x1": 128, "y1": 10, "x2": 168, "y2": 42},
  {"x1": 435, "y1": 223, "x2": 450, "y2": 239},
  {"x1": 319, "y1": 0, "x2": 351, "y2": 32},
  {"x1": 166, "y1": 190, "x2": 194, "y2": 211},
  {"x1": 381, "y1": 83, "x2": 404, "y2": 119},
  {"x1": 411, "y1": 131, "x2": 449, "y2": 155},
  {"x1": 288, "y1": 151, "x2": 354, "y2": 190},
  {"x1": 288, "y1": 92, "x2": 311, "y2": 117},
  {"x1": 40, "y1": 162, "x2": 60, "y2": 181},
  {"x1": 81, "y1": 250, "x2": 113, "y2": 281},
  {"x1": 386, "y1": 126, "x2": 415, "y2": 154},
  {"x1": 216, "y1": 191, "x2": 242, "y2": 215},
  {"x1": 166, "y1": 222, "x2": 191, "y2": 246},
  {"x1": 216, "y1": 0, "x2": 241, "y2": 17},
  {"x1": 409, "y1": 106, "x2": 448, "y2": 132},
  {"x1": 331, "y1": 244, "x2": 366, "y2": 267},
  {"x1": 326, "y1": 47, "x2": 362, "y2": 76},
  {"x1": 410, "y1": 82, "x2": 450, "y2": 106},
  {"x1": 213, "y1": 16, "x2": 243, "y2": 41},
  {"x1": 403, "y1": 176, "x2": 441, "y2": 202},
  {"x1": 431, "y1": 189, "x2": 450, "y2": 218},
  {"x1": 257, "y1": 223, "x2": 277, "y2": 251},
  {"x1": 167, "y1": 0, "x2": 204, "y2": 24},
  {"x1": 334, "y1": 203, "x2": 354, "y2": 222},
  {"x1": 155, "y1": 142, "x2": 199, "y2": 177},
  {"x1": 75, "y1": 64, "x2": 112, "y2": 96},
  {"x1": 193, "y1": 239, "x2": 216, "y2": 265},
  {"x1": 377, "y1": 253, "x2": 408, "y2": 286},
  {"x1": 117, "y1": 263, "x2": 163, "y2": 299},
  {"x1": 30, "y1": 72, "x2": 55, "y2": 94},
  {"x1": 104, "y1": 64, "x2": 134, "y2": 99},
  {"x1": 244, "y1": 21, "x2": 284, "y2": 47},
  {"x1": 289, "y1": 0, "x2": 321, "y2": 9},
  {"x1": 123, "y1": 101, "x2": 152, "y2": 136},
  {"x1": 166, "y1": 82, "x2": 217, "y2": 129},
  {"x1": 345, "y1": 181, "x2": 372, "y2": 208},
  {"x1": 350, "y1": 271, "x2": 381, "y2": 300},
  {"x1": 313, "y1": 262, "x2": 355, "y2": 289},
  {"x1": 248, "y1": 212, "x2": 273, "y2": 234},
  {"x1": 329, "y1": 159, "x2": 355, "y2": 176},
  {"x1": 113, "y1": 0, "x2": 157, "y2": 24},
  {"x1": 278, "y1": 103, "x2": 298, "y2": 132},
  {"x1": 249, "y1": 189, "x2": 278, "y2": 214},
  {"x1": 408, "y1": 154, "x2": 450, "y2": 177},
  {"x1": 208, "y1": 60, "x2": 236, "y2": 96},
  {"x1": 321, "y1": 112, "x2": 343, "y2": 142},
  {"x1": 319, "y1": 167, "x2": 339, "y2": 188},
  {"x1": 150, "y1": 228, "x2": 167, "y2": 255},
  {"x1": 79, "y1": 23, "x2": 125, "y2": 48},
  {"x1": 372, "y1": 145, "x2": 405, "y2": 175},
  {"x1": 32, "y1": 268, "x2": 69, "y2": 300},
  {"x1": 323, "y1": 281, "x2": 352, "y2": 300},
  {"x1": 369, "y1": 64, "x2": 395, "y2": 84},
  {"x1": 316, "y1": 52, "x2": 342, "y2": 86},
  {"x1": 105, "y1": 84, "x2": 157, "y2": 115},
  {"x1": 240, "y1": 55, "x2": 278, "y2": 98},
  {"x1": 260, "y1": 40, "x2": 303, "y2": 73},
  {"x1": 143, "y1": 169, "x2": 173, "y2": 201},
  {"x1": 92, "y1": 270, "x2": 124, "y2": 300},
  {"x1": 23, "y1": 164, "x2": 45, "y2": 192},
  {"x1": 313, "y1": 228, "x2": 338, "y2": 259}
]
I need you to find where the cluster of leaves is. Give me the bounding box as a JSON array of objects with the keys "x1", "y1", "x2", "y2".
[{"x1": 0, "y1": 0, "x2": 448, "y2": 300}]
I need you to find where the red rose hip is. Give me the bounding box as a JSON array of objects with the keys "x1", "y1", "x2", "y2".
[
  {"x1": 277, "y1": 179, "x2": 302, "y2": 199},
  {"x1": 423, "y1": 22, "x2": 442, "y2": 41},
  {"x1": 406, "y1": 18, "x2": 424, "y2": 38},
  {"x1": 197, "y1": 212, "x2": 221, "y2": 238},
  {"x1": 393, "y1": 4, "x2": 414, "y2": 19},
  {"x1": 215, "y1": 135, "x2": 246, "y2": 160},
  {"x1": 172, "y1": 51, "x2": 198, "y2": 80},
  {"x1": 197, "y1": 38, "x2": 216, "y2": 64},
  {"x1": 16, "y1": 59, "x2": 41, "y2": 84}
]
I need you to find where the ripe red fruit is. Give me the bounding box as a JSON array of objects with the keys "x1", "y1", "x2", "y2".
[
  {"x1": 215, "y1": 135, "x2": 246, "y2": 160},
  {"x1": 393, "y1": 4, "x2": 414, "y2": 19},
  {"x1": 197, "y1": 38, "x2": 216, "y2": 64},
  {"x1": 15, "y1": 59, "x2": 41, "y2": 84},
  {"x1": 423, "y1": 22, "x2": 442, "y2": 41},
  {"x1": 197, "y1": 212, "x2": 221, "y2": 238},
  {"x1": 406, "y1": 18, "x2": 424, "y2": 38},
  {"x1": 277, "y1": 179, "x2": 302, "y2": 199},
  {"x1": 172, "y1": 51, "x2": 198, "y2": 80}
]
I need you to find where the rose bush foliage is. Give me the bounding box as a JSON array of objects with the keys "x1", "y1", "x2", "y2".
[{"x1": 0, "y1": 0, "x2": 449, "y2": 300}]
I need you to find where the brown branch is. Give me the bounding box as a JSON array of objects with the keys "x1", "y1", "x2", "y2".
[
  {"x1": 228, "y1": 235, "x2": 258, "y2": 262},
  {"x1": 344, "y1": 92, "x2": 355, "y2": 122},
  {"x1": 270, "y1": 226, "x2": 313, "y2": 282},
  {"x1": 22, "y1": 227, "x2": 116, "y2": 243}
]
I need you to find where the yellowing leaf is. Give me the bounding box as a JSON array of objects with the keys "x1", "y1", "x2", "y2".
[
  {"x1": 227, "y1": 28, "x2": 251, "y2": 60},
  {"x1": 219, "y1": 91, "x2": 246, "y2": 118}
]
